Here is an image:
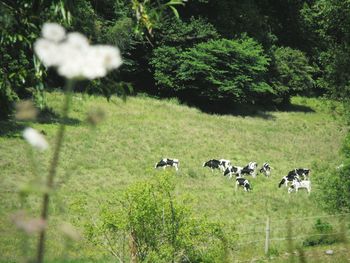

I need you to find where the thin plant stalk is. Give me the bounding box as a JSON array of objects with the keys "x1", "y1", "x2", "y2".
[{"x1": 37, "y1": 80, "x2": 74, "y2": 263}]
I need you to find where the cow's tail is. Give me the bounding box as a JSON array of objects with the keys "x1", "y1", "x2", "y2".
[{"x1": 278, "y1": 178, "x2": 286, "y2": 188}]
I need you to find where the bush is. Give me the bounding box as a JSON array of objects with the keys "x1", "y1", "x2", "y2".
[
  {"x1": 269, "y1": 47, "x2": 315, "y2": 104},
  {"x1": 151, "y1": 36, "x2": 272, "y2": 105},
  {"x1": 86, "y1": 173, "x2": 229, "y2": 262},
  {"x1": 314, "y1": 132, "x2": 350, "y2": 213},
  {"x1": 303, "y1": 219, "x2": 341, "y2": 247}
]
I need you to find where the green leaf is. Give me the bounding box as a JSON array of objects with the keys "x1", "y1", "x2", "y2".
[{"x1": 169, "y1": 6, "x2": 179, "y2": 19}]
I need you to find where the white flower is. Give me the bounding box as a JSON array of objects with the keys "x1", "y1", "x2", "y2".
[
  {"x1": 56, "y1": 42, "x2": 86, "y2": 79},
  {"x1": 81, "y1": 46, "x2": 108, "y2": 80},
  {"x1": 34, "y1": 39, "x2": 61, "y2": 67},
  {"x1": 35, "y1": 23, "x2": 123, "y2": 80},
  {"x1": 23, "y1": 128, "x2": 49, "y2": 151},
  {"x1": 66, "y1": 32, "x2": 89, "y2": 50},
  {"x1": 42, "y1": 23, "x2": 66, "y2": 42},
  {"x1": 97, "y1": 45, "x2": 123, "y2": 70}
]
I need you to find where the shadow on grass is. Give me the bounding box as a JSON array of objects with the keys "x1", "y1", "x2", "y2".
[
  {"x1": 181, "y1": 99, "x2": 315, "y2": 120},
  {"x1": 279, "y1": 103, "x2": 315, "y2": 113},
  {"x1": 0, "y1": 121, "x2": 26, "y2": 138},
  {"x1": 37, "y1": 107, "x2": 81, "y2": 125},
  {"x1": 0, "y1": 107, "x2": 81, "y2": 138}
]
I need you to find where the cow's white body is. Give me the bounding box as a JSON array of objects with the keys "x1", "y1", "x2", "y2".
[{"x1": 288, "y1": 179, "x2": 311, "y2": 194}]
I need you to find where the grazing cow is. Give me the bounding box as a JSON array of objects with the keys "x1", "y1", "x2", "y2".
[
  {"x1": 241, "y1": 162, "x2": 258, "y2": 177},
  {"x1": 288, "y1": 168, "x2": 311, "y2": 180},
  {"x1": 288, "y1": 179, "x2": 311, "y2": 194},
  {"x1": 223, "y1": 165, "x2": 243, "y2": 178},
  {"x1": 203, "y1": 159, "x2": 221, "y2": 171},
  {"x1": 235, "y1": 178, "x2": 252, "y2": 192},
  {"x1": 278, "y1": 173, "x2": 300, "y2": 188},
  {"x1": 155, "y1": 158, "x2": 179, "y2": 171},
  {"x1": 219, "y1": 159, "x2": 231, "y2": 171},
  {"x1": 259, "y1": 162, "x2": 271, "y2": 177}
]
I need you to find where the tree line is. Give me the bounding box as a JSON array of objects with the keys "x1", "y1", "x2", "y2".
[{"x1": 1, "y1": 0, "x2": 350, "y2": 117}]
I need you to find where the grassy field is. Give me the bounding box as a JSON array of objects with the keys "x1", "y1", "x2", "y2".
[{"x1": 0, "y1": 92, "x2": 349, "y2": 262}]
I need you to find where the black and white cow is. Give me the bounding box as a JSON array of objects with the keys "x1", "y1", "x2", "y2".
[
  {"x1": 203, "y1": 159, "x2": 221, "y2": 171},
  {"x1": 155, "y1": 158, "x2": 179, "y2": 171},
  {"x1": 219, "y1": 159, "x2": 231, "y2": 171},
  {"x1": 235, "y1": 177, "x2": 252, "y2": 192},
  {"x1": 288, "y1": 179, "x2": 311, "y2": 194},
  {"x1": 292, "y1": 168, "x2": 310, "y2": 180},
  {"x1": 278, "y1": 168, "x2": 311, "y2": 187},
  {"x1": 259, "y1": 162, "x2": 271, "y2": 177},
  {"x1": 278, "y1": 172, "x2": 300, "y2": 188},
  {"x1": 241, "y1": 162, "x2": 258, "y2": 177},
  {"x1": 223, "y1": 165, "x2": 243, "y2": 178},
  {"x1": 285, "y1": 168, "x2": 310, "y2": 181}
]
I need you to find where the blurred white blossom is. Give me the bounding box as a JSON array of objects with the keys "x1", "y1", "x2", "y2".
[
  {"x1": 34, "y1": 22, "x2": 122, "y2": 80},
  {"x1": 34, "y1": 39, "x2": 62, "y2": 67},
  {"x1": 23, "y1": 127, "x2": 49, "y2": 151},
  {"x1": 42, "y1": 23, "x2": 66, "y2": 42}
]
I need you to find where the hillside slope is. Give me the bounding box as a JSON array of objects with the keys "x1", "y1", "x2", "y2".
[{"x1": 0, "y1": 92, "x2": 348, "y2": 262}]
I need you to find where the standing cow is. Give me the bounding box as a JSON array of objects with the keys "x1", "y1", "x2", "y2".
[
  {"x1": 241, "y1": 162, "x2": 258, "y2": 177},
  {"x1": 219, "y1": 159, "x2": 231, "y2": 171},
  {"x1": 259, "y1": 162, "x2": 271, "y2": 177},
  {"x1": 235, "y1": 178, "x2": 252, "y2": 192},
  {"x1": 155, "y1": 158, "x2": 179, "y2": 171},
  {"x1": 223, "y1": 165, "x2": 243, "y2": 178},
  {"x1": 288, "y1": 179, "x2": 311, "y2": 194},
  {"x1": 203, "y1": 159, "x2": 221, "y2": 172}
]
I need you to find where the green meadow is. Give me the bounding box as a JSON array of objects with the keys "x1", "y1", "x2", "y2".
[{"x1": 0, "y1": 92, "x2": 349, "y2": 262}]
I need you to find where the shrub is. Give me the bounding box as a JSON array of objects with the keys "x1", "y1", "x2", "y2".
[
  {"x1": 86, "y1": 173, "x2": 229, "y2": 262},
  {"x1": 151, "y1": 36, "x2": 272, "y2": 105},
  {"x1": 303, "y1": 219, "x2": 341, "y2": 247},
  {"x1": 314, "y1": 133, "x2": 350, "y2": 213},
  {"x1": 270, "y1": 47, "x2": 315, "y2": 104}
]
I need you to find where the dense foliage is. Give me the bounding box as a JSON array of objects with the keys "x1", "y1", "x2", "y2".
[
  {"x1": 3, "y1": 0, "x2": 347, "y2": 119},
  {"x1": 315, "y1": 133, "x2": 350, "y2": 213},
  {"x1": 0, "y1": 0, "x2": 69, "y2": 118},
  {"x1": 87, "y1": 173, "x2": 229, "y2": 262},
  {"x1": 301, "y1": 0, "x2": 350, "y2": 99},
  {"x1": 269, "y1": 47, "x2": 315, "y2": 103},
  {"x1": 152, "y1": 37, "x2": 272, "y2": 104}
]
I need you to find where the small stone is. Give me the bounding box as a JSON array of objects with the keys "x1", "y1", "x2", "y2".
[{"x1": 325, "y1": 249, "x2": 334, "y2": 255}]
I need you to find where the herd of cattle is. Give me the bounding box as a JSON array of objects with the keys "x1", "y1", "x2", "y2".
[{"x1": 155, "y1": 158, "x2": 311, "y2": 193}]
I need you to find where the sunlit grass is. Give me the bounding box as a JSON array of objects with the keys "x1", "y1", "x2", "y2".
[{"x1": 0, "y1": 92, "x2": 348, "y2": 262}]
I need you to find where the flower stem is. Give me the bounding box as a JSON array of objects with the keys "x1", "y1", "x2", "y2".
[{"x1": 37, "y1": 80, "x2": 74, "y2": 263}]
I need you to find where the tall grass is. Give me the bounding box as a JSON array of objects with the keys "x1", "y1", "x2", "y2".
[{"x1": 0, "y1": 92, "x2": 348, "y2": 262}]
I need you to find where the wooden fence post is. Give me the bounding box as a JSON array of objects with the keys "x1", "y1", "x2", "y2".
[{"x1": 265, "y1": 216, "x2": 270, "y2": 255}]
